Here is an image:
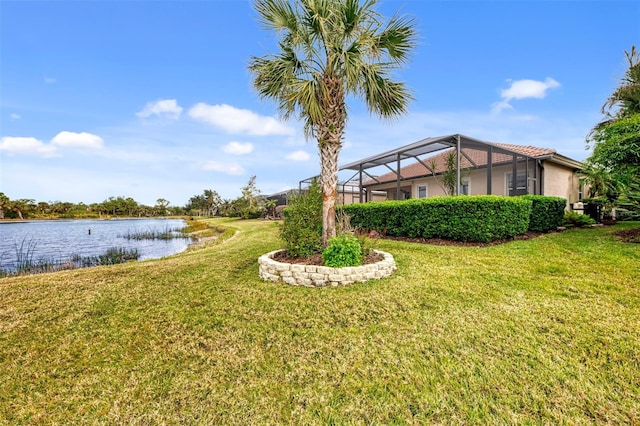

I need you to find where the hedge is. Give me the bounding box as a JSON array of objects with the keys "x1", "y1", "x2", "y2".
[
  {"x1": 340, "y1": 196, "x2": 532, "y2": 243},
  {"x1": 520, "y1": 195, "x2": 567, "y2": 232}
]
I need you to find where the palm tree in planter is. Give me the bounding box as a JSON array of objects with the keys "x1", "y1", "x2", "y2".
[{"x1": 249, "y1": 0, "x2": 416, "y2": 246}]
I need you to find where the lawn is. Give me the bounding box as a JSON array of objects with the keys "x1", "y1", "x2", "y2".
[{"x1": 1, "y1": 218, "x2": 638, "y2": 424}]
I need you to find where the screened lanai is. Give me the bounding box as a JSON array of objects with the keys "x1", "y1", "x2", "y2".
[{"x1": 300, "y1": 134, "x2": 549, "y2": 203}]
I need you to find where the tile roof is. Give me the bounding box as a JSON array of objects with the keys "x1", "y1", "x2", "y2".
[{"x1": 364, "y1": 144, "x2": 557, "y2": 185}]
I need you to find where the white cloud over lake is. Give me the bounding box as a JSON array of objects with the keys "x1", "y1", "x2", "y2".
[
  {"x1": 199, "y1": 160, "x2": 245, "y2": 175},
  {"x1": 188, "y1": 103, "x2": 294, "y2": 136},
  {"x1": 136, "y1": 99, "x2": 183, "y2": 120},
  {"x1": 0, "y1": 136, "x2": 58, "y2": 157},
  {"x1": 223, "y1": 141, "x2": 254, "y2": 155},
  {"x1": 51, "y1": 131, "x2": 104, "y2": 149}
]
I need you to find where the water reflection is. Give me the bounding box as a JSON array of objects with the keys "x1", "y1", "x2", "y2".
[{"x1": 0, "y1": 218, "x2": 190, "y2": 272}]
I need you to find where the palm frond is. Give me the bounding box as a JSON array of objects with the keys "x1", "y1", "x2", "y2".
[
  {"x1": 375, "y1": 14, "x2": 417, "y2": 63},
  {"x1": 254, "y1": 0, "x2": 297, "y2": 33},
  {"x1": 360, "y1": 63, "x2": 412, "y2": 118},
  {"x1": 250, "y1": 0, "x2": 416, "y2": 129}
]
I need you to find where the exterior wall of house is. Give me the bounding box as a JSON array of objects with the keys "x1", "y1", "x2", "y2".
[
  {"x1": 543, "y1": 162, "x2": 581, "y2": 205},
  {"x1": 365, "y1": 161, "x2": 579, "y2": 204},
  {"x1": 374, "y1": 163, "x2": 539, "y2": 198},
  {"x1": 337, "y1": 189, "x2": 387, "y2": 204}
]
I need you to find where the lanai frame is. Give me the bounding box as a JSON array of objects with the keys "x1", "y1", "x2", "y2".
[{"x1": 300, "y1": 134, "x2": 543, "y2": 202}]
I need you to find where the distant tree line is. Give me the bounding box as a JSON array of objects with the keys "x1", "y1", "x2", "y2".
[
  {"x1": 185, "y1": 175, "x2": 266, "y2": 219},
  {"x1": 0, "y1": 175, "x2": 272, "y2": 220},
  {"x1": 0, "y1": 193, "x2": 184, "y2": 220}
]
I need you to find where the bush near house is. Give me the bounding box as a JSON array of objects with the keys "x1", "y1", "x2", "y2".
[
  {"x1": 341, "y1": 196, "x2": 532, "y2": 243},
  {"x1": 280, "y1": 180, "x2": 323, "y2": 257},
  {"x1": 521, "y1": 195, "x2": 567, "y2": 232}
]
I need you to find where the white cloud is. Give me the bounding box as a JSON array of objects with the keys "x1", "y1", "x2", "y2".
[
  {"x1": 491, "y1": 101, "x2": 514, "y2": 114},
  {"x1": 200, "y1": 160, "x2": 245, "y2": 175},
  {"x1": 136, "y1": 99, "x2": 183, "y2": 120},
  {"x1": 188, "y1": 103, "x2": 294, "y2": 136},
  {"x1": 223, "y1": 141, "x2": 254, "y2": 155},
  {"x1": 44, "y1": 76, "x2": 56, "y2": 84},
  {"x1": 10, "y1": 113, "x2": 21, "y2": 120},
  {"x1": 285, "y1": 150, "x2": 311, "y2": 161},
  {"x1": 0, "y1": 136, "x2": 58, "y2": 157},
  {"x1": 492, "y1": 77, "x2": 561, "y2": 113},
  {"x1": 51, "y1": 131, "x2": 104, "y2": 149}
]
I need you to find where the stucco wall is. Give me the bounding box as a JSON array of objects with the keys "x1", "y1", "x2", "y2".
[
  {"x1": 365, "y1": 161, "x2": 578, "y2": 203},
  {"x1": 377, "y1": 163, "x2": 539, "y2": 198},
  {"x1": 543, "y1": 162, "x2": 580, "y2": 205}
]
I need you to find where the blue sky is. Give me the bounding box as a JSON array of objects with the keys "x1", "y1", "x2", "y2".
[{"x1": 1, "y1": 0, "x2": 638, "y2": 206}]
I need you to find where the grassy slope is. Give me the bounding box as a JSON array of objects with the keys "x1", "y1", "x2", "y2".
[{"x1": 0, "y1": 218, "x2": 638, "y2": 424}]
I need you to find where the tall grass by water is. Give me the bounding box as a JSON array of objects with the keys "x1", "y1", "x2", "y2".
[
  {"x1": 0, "y1": 218, "x2": 638, "y2": 423},
  {"x1": 0, "y1": 238, "x2": 140, "y2": 277},
  {"x1": 13, "y1": 238, "x2": 38, "y2": 273},
  {"x1": 117, "y1": 225, "x2": 192, "y2": 241}
]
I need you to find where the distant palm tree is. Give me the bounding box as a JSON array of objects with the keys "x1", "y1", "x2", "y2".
[
  {"x1": 249, "y1": 0, "x2": 416, "y2": 245},
  {"x1": 591, "y1": 45, "x2": 640, "y2": 135},
  {"x1": 579, "y1": 163, "x2": 619, "y2": 201}
]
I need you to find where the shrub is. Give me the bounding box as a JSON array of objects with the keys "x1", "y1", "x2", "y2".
[
  {"x1": 341, "y1": 196, "x2": 531, "y2": 243},
  {"x1": 521, "y1": 195, "x2": 567, "y2": 232},
  {"x1": 322, "y1": 234, "x2": 363, "y2": 267},
  {"x1": 280, "y1": 180, "x2": 323, "y2": 257},
  {"x1": 563, "y1": 211, "x2": 596, "y2": 227}
]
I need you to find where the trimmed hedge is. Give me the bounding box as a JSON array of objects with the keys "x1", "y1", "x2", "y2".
[
  {"x1": 520, "y1": 195, "x2": 567, "y2": 232},
  {"x1": 340, "y1": 196, "x2": 532, "y2": 243}
]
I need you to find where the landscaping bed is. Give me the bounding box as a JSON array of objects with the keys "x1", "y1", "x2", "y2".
[{"x1": 612, "y1": 227, "x2": 640, "y2": 243}]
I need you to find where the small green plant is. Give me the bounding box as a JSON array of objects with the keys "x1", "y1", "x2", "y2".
[
  {"x1": 563, "y1": 211, "x2": 596, "y2": 227},
  {"x1": 322, "y1": 234, "x2": 363, "y2": 268}
]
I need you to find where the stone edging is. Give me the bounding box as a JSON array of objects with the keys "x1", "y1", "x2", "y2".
[{"x1": 258, "y1": 249, "x2": 396, "y2": 287}]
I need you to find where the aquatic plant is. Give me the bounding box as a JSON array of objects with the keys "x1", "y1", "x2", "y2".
[
  {"x1": 118, "y1": 226, "x2": 191, "y2": 241},
  {"x1": 0, "y1": 247, "x2": 140, "y2": 277},
  {"x1": 74, "y1": 247, "x2": 140, "y2": 267},
  {"x1": 12, "y1": 238, "x2": 38, "y2": 274}
]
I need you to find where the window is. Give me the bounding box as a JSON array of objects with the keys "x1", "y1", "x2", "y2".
[
  {"x1": 506, "y1": 172, "x2": 528, "y2": 196},
  {"x1": 460, "y1": 178, "x2": 470, "y2": 195},
  {"x1": 418, "y1": 185, "x2": 427, "y2": 198}
]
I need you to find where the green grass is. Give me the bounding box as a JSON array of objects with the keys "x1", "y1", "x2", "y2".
[{"x1": 1, "y1": 218, "x2": 639, "y2": 424}]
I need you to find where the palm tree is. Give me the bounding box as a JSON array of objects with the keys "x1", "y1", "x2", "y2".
[
  {"x1": 591, "y1": 45, "x2": 640, "y2": 136},
  {"x1": 579, "y1": 162, "x2": 619, "y2": 201},
  {"x1": 249, "y1": 0, "x2": 416, "y2": 245}
]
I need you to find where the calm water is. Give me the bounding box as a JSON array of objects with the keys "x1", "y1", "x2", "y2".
[{"x1": 0, "y1": 218, "x2": 191, "y2": 271}]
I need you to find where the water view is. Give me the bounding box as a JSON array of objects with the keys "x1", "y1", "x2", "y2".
[{"x1": 0, "y1": 218, "x2": 191, "y2": 273}]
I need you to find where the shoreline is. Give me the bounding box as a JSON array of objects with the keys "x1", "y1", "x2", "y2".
[
  {"x1": 0, "y1": 216, "x2": 182, "y2": 224},
  {"x1": 0, "y1": 217, "x2": 193, "y2": 277}
]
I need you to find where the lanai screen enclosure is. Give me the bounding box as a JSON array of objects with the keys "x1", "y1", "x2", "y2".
[{"x1": 301, "y1": 134, "x2": 549, "y2": 202}]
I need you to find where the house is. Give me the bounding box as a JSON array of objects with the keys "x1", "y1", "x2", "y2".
[
  {"x1": 266, "y1": 184, "x2": 386, "y2": 208},
  {"x1": 337, "y1": 134, "x2": 583, "y2": 206}
]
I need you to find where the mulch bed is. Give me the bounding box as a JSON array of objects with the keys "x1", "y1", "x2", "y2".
[
  {"x1": 272, "y1": 250, "x2": 384, "y2": 266},
  {"x1": 381, "y1": 231, "x2": 545, "y2": 247},
  {"x1": 611, "y1": 228, "x2": 640, "y2": 243}
]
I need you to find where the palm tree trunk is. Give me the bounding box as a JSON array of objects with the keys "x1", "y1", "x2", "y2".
[
  {"x1": 317, "y1": 75, "x2": 346, "y2": 246},
  {"x1": 320, "y1": 141, "x2": 341, "y2": 246}
]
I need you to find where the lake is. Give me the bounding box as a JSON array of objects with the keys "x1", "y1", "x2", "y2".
[{"x1": 0, "y1": 218, "x2": 191, "y2": 272}]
